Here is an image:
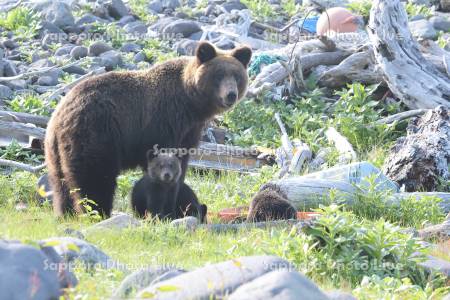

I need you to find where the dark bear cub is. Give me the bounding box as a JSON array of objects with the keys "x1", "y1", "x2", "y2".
[
  {"x1": 132, "y1": 151, "x2": 207, "y2": 222},
  {"x1": 247, "y1": 184, "x2": 297, "y2": 222}
]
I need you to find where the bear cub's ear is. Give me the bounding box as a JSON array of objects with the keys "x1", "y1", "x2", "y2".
[
  {"x1": 146, "y1": 149, "x2": 157, "y2": 161},
  {"x1": 196, "y1": 42, "x2": 217, "y2": 64},
  {"x1": 231, "y1": 46, "x2": 252, "y2": 67}
]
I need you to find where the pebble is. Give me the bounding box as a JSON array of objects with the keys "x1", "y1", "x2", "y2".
[
  {"x1": 88, "y1": 41, "x2": 114, "y2": 56},
  {"x1": 70, "y1": 46, "x2": 89, "y2": 60}
]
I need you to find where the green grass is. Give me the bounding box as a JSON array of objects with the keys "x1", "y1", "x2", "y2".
[{"x1": 0, "y1": 169, "x2": 449, "y2": 299}]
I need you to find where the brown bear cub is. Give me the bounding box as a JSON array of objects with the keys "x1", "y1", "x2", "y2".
[
  {"x1": 45, "y1": 41, "x2": 251, "y2": 217},
  {"x1": 131, "y1": 150, "x2": 207, "y2": 222},
  {"x1": 247, "y1": 184, "x2": 297, "y2": 222}
]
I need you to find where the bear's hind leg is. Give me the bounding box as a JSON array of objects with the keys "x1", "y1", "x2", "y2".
[{"x1": 45, "y1": 135, "x2": 73, "y2": 216}]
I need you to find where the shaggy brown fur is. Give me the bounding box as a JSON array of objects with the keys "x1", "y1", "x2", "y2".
[
  {"x1": 247, "y1": 190, "x2": 297, "y2": 222},
  {"x1": 45, "y1": 42, "x2": 251, "y2": 217}
]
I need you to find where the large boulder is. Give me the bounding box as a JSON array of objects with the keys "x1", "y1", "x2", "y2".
[
  {"x1": 0, "y1": 240, "x2": 77, "y2": 300},
  {"x1": 44, "y1": 1, "x2": 75, "y2": 29},
  {"x1": 409, "y1": 19, "x2": 438, "y2": 40},
  {"x1": 137, "y1": 256, "x2": 294, "y2": 299},
  {"x1": 228, "y1": 270, "x2": 329, "y2": 300}
]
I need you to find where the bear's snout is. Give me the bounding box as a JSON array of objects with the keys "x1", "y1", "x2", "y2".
[
  {"x1": 219, "y1": 76, "x2": 239, "y2": 108},
  {"x1": 226, "y1": 91, "x2": 237, "y2": 106}
]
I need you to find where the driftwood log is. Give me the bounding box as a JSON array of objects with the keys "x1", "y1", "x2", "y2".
[
  {"x1": 261, "y1": 177, "x2": 450, "y2": 214},
  {"x1": 368, "y1": 0, "x2": 450, "y2": 109},
  {"x1": 383, "y1": 106, "x2": 450, "y2": 192},
  {"x1": 0, "y1": 110, "x2": 49, "y2": 127},
  {"x1": 318, "y1": 51, "x2": 383, "y2": 88}
]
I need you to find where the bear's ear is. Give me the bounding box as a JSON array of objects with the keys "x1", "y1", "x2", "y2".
[
  {"x1": 196, "y1": 42, "x2": 217, "y2": 64},
  {"x1": 231, "y1": 46, "x2": 252, "y2": 67},
  {"x1": 146, "y1": 149, "x2": 157, "y2": 161}
]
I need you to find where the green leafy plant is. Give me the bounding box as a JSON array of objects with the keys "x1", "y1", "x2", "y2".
[
  {"x1": 347, "y1": 0, "x2": 372, "y2": 19},
  {"x1": 0, "y1": 140, "x2": 44, "y2": 165},
  {"x1": 353, "y1": 275, "x2": 449, "y2": 300},
  {"x1": 141, "y1": 39, "x2": 177, "y2": 64},
  {"x1": 352, "y1": 175, "x2": 445, "y2": 228},
  {"x1": 241, "y1": 0, "x2": 278, "y2": 22},
  {"x1": 405, "y1": 3, "x2": 433, "y2": 19},
  {"x1": 0, "y1": 7, "x2": 39, "y2": 38},
  {"x1": 8, "y1": 93, "x2": 56, "y2": 116},
  {"x1": 262, "y1": 205, "x2": 430, "y2": 288}
]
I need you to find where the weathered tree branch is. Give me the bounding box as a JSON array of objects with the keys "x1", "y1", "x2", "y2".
[
  {"x1": 0, "y1": 111, "x2": 49, "y2": 128},
  {"x1": 0, "y1": 120, "x2": 46, "y2": 139},
  {"x1": 0, "y1": 159, "x2": 46, "y2": 173},
  {"x1": 368, "y1": 0, "x2": 450, "y2": 109}
]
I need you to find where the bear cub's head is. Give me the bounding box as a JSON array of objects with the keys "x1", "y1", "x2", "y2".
[
  {"x1": 146, "y1": 150, "x2": 181, "y2": 185},
  {"x1": 186, "y1": 42, "x2": 252, "y2": 114}
]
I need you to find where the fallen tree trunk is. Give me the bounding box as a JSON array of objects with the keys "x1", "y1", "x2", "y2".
[
  {"x1": 368, "y1": 0, "x2": 450, "y2": 109},
  {"x1": 0, "y1": 159, "x2": 46, "y2": 173},
  {"x1": 383, "y1": 106, "x2": 450, "y2": 192}
]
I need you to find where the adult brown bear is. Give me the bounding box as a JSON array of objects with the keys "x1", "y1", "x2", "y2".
[{"x1": 45, "y1": 42, "x2": 251, "y2": 217}]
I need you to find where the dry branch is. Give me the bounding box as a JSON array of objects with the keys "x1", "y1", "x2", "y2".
[
  {"x1": 0, "y1": 111, "x2": 49, "y2": 127},
  {"x1": 368, "y1": 0, "x2": 450, "y2": 109},
  {"x1": 376, "y1": 109, "x2": 428, "y2": 124},
  {"x1": 0, "y1": 159, "x2": 45, "y2": 173},
  {"x1": 325, "y1": 127, "x2": 357, "y2": 162},
  {"x1": 0, "y1": 120, "x2": 45, "y2": 139},
  {"x1": 0, "y1": 61, "x2": 78, "y2": 82}
]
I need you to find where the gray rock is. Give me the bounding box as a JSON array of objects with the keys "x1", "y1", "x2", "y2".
[
  {"x1": 137, "y1": 256, "x2": 294, "y2": 299},
  {"x1": 303, "y1": 0, "x2": 348, "y2": 8},
  {"x1": 55, "y1": 44, "x2": 75, "y2": 56},
  {"x1": 63, "y1": 65, "x2": 87, "y2": 75},
  {"x1": 2, "y1": 39, "x2": 17, "y2": 49},
  {"x1": 3, "y1": 60, "x2": 17, "y2": 77},
  {"x1": 409, "y1": 19, "x2": 438, "y2": 40},
  {"x1": 430, "y1": 16, "x2": 450, "y2": 32},
  {"x1": 113, "y1": 267, "x2": 183, "y2": 299},
  {"x1": 326, "y1": 290, "x2": 357, "y2": 300},
  {"x1": 88, "y1": 41, "x2": 114, "y2": 56},
  {"x1": 40, "y1": 237, "x2": 122, "y2": 270},
  {"x1": 63, "y1": 228, "x2": 85, "y2": 240},
  {"x1": 70, "y1": 46, "x2": 88, "y2": 60},
  {"x1": 408, "y1": 0, "x2": 431, "y2": 5},
  {"x1": 443, "y1": 293, "x2": 450, "y2": 300},
  {"x1": 37, "y1": 75, "x2": 58, "y2": 86},
  {"x1": 107, "y1": 0, "x2": 129, "y2": 19},
  {"x1": 44, "y1": 1, "x2": 75, "y2": 29},
  {"x1": 120, "y1": 43, "x2": 142, "y2": 53},
  {"x1": 118, "y1": 15, "x2": 136, "y2": 26},
  {"x1": 222, "y1": 0, "x2": 248, "y2": 12},
  {"x1": 75, "y1": 13, "x2": 107, "y2": 26},
  {"x1": 162, "y1": 0, "x2": 181, "y2": 9},
  {"x1": 149, "y1": 269, "x2": 185, "y2": 285},
  {"x1": 124, "y1": 21, "x2": 148, "y2": 34},
  {"x1": 5, "y1": 79, "x2": 26, "y2": 90},
  {"x1": 87, "y1": 212, "x2": 141, "y2": 230},
  {"x1": 170, "y1": 216, "x2": 198, "y2": 230},
  {"x1": 0, "y1": 85, "x2": 13, "y2": 99},
  {"x1": 162, "y1": 19, "x2": 202, "y2": 38},
  {"x1": 410, "y1": 14, "x2": 426, "y2": 21},
  {"x1": 148, "y1": 0, "x2": 163, "y2": 13},
  {"x1": 419, "y1": 255, "x2": 450, "y2": 277},
  {"x1": 133, "y1": 51, "x2": 147, "y2": 63},
  {"x1": 30, "y1": 58, "x2": 55, "y2": 69},
  {"x1": 174, "y1": 39, "x2": 199, "y2": 55},
  {"x1": 228, "y1": 270, "x2": 328, "y2": 300},
  {"x1": 40, "y1": 21, "x2": 65, "y2": 35},
  {"x1": 440, "y1": 0, "x2": 450, "y2": 12},
  {"x1": 0, "y1": 240, "x2": 77, "y2": 300},
  {"x1": 150, "y1": 17, "x2": 178, "y2": 33},
  {"x1": 214, "y1": 37, "x2": 235, "y2": 49},
  {"x1": 100, "y1": 50, "x2": 123, "y2": 70},
  {"x1": 42, "y1": 33, "x2": 62, "y2": 47}
]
